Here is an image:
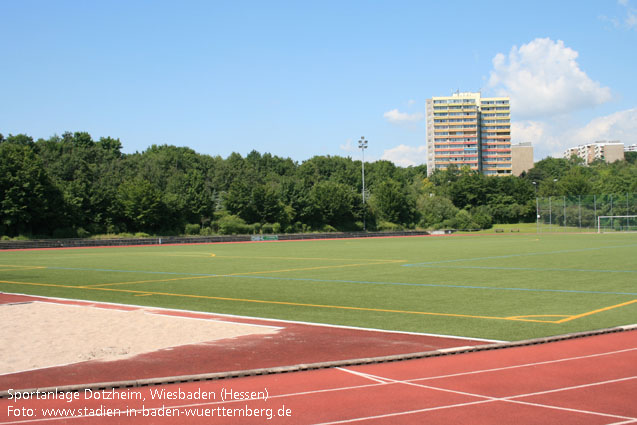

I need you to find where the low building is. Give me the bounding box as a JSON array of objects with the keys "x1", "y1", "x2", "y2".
[
  {"x1": 511, "y1": 142, "x2": 534, "y2": 176},
  {"x1": 563, "y1": 141, "x2": 625, "y2": 164}
]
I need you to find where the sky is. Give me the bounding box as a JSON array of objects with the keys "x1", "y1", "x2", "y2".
[{"x1": 2, "y1": 0, "x2": 636, "y2": 166}]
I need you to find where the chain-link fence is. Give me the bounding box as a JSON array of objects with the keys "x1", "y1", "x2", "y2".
[{"x1": 534, "y1": 194, "x2": 637, "y2": 233}]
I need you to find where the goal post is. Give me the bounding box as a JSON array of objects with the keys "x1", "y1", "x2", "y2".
[{"x1": 597, "y1": 215, "x2": 637, "y2": 233}]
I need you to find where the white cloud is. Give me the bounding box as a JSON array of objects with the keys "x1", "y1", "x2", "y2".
[
  {"x1": 512, "y1": 121, "x2": 548, "y2": 145},
  {"x1": 514, "y1": 108, "x2": 637, "y2": 159},
  {"x1": 627, "y1": 9, "x2": 637, "y2": 28},
  {"x1": 571, "y1": 108, "x2": 637, "y2": 145},
  {"x1": 512, "y1": 120, "x2": 563, "y2": 158},
  {"x1": 618, "y1": 0, "x2": 637, "y2": 28},
  {"x1": 339, "y1": 138, "x2": 356, "y2": 153},
  {"x1": 488, "y1": 38, "x2": 612, "y2": 119},
  {"x1": 600, "y1": 1, "x2": 637, "y2": 30},
  {"x1": 381, "y1": 144, "x2": 427, "y2": 167},
  {"x1": 383, "y1": 109, "x2": 424, "y2": 124}
]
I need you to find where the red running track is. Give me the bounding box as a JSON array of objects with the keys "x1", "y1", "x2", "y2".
[{"x1": 1, "y1": 330, "x2": 635, "y2": 424}]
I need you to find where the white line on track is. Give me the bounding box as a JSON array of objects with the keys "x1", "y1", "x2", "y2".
[
  {"x1": 1, "y1": 346, "x2": 635, "y2": 424},
  {"x1": 313, "y1": 370, "x2": 637, "y2": 424},
  {"x1": 406, "y1": 347, "x2": 637, "y2": 384},
  {"x1": 335, "y1": 368, "x2": 391, "y2": 384}
]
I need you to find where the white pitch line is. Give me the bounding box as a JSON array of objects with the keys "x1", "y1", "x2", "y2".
[{"x1": 0, "y1": 291, "x2": 503, "y2": 342}]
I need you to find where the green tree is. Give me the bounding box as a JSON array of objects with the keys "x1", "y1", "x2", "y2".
[
  {"x1": 305, "y1": 181, "x2": 358, "y2": 229},
  {"x1": 449, "y1": 171, "x2": 488, "y2": 209},
  {"x1": 418, "y1": 196, "x2": 458, "y2": 228},
  {"x1": 0, "y1": 143, "x2": 63, "y2": 236},
  {"x1": 117, "y1": 178, "x2": 164, "y2": 232},
  {"x1": 370, "y1": 179, "x2": 414, "y2": 225},
  {"x1": 560, "y1": 167, "x2": 593, "y2": 195}
]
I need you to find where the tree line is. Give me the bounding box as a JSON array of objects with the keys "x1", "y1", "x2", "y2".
[{"x1": 1, "y1": 132, "x2": 636, "y2": 238}]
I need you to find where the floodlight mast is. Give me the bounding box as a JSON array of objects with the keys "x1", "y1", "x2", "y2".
[{"x1": 359, "y1": 137, "x2": 368, "y2": 231}]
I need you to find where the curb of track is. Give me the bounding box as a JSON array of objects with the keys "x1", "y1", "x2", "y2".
[{"x1": 2, "y1": 323, "x2": 635, "y2": 398}]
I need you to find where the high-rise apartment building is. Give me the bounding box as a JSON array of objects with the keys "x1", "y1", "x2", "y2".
[{"x1": 426, "y1": 92, "x2": 511, "y2": 176}]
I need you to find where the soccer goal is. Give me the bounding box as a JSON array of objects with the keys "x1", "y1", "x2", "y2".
[{"x1": 597, "y1": 215, "x2": 637, "y2": 233}]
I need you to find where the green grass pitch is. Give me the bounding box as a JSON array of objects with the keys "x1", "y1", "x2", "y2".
[{"x1": 1, "y1": 233, "x2": 635, "y2": 341}]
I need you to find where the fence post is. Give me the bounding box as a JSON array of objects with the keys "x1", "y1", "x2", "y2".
[
  {"x1": 610, "y1": 194, "x2": 613, "y2": 229},
  {"x1": 578, "y1": 195, "x2": 581, "y2": 229},
  {"x1": 563, "y1": 196, "x2": 566, "y2": 231},
  {"x1": 549, "y1": 196, "x2": 552, "y2": 230}
]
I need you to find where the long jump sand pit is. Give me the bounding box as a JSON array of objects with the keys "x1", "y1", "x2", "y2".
[{"x1": 0, "y1": 302, "x2": 279, "y2": 375}]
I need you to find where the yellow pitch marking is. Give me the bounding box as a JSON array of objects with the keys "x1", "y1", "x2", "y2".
[
  {"x1": 556, "y1": 299, "x2": 637, "y2": 323},
  {"x1": 208, "y1": 255, "x2": 403, "y2": 262},
  {"x1": 0, "y1": 279, "x2": 528, "y2": 322},
  {"x1": 158, "y1": 253, "x2": 403, "y2": 263},
  {"x1": 81, "y1": 260, "x2": 406, "y2": 288},
  {"x1": 505, "y1": 314, "x2": 571, "y2": 323},
  {"x1": 84, "y1": 275, "x2": 212, "y2": 288},
  {"x1": 0, "y1": 265, "x2": 46, "y2": 269},
  {"x1": 0, "y1": 265, "x2": 46, "y2": 272},
  {"x1": 230, "y1": 260, "x2": 405, "y2": 277},
  {"x1": 0, "y1": 278, "x2": 598, "y2": 324}
]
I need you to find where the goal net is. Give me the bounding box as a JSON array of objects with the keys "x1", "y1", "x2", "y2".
[{"x1": 597, "y1": 215, "x2": 637, "y2": 233}]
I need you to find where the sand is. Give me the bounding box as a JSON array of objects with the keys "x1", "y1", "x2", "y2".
[{"x1": 0, "y1": 302, "x2": 278, "y2": 375}]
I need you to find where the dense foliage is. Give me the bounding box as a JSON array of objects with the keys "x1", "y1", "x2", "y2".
[{"x1": 1, "y1": 132, "x2": 636, "y2": 237}]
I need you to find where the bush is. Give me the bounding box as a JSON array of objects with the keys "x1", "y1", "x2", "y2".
[
  {"x1": 419, "y1": 196, "x2": 459, "y2": 228},
  {"x1": 454, "y1": 210, "x2": 478, "y2": 231},
  {"x1": 377, "y1": 221, "x2": 403, "y2": 231},
  {"x1": 470, "y1": 206, "x2": 493, "y2": 230},
  {"x1": 200, "y1": 226, "x2": 215, "y2": 236},
  {"x1": 321, "y1": 224, "x2": 338, "y2": 232},
  {"x1": 184, "y1": 223, "x2": 200, "y2": 235},
  {"x1": 76, "y1": 227, "x2": 91, "y2": 238},
  {"x1": 217, "y1": 214, "x2": 251, "y2": 235},
  {"x1": 106, "y1": 224, "x2": 120, "y2": 234},
  {"x1": 134, "y1": 232, "x2": 150, "y2": 238}
]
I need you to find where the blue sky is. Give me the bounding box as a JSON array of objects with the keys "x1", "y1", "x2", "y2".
[{"x1": 2, "y1": 0, "x2": 636, "y2": 165}]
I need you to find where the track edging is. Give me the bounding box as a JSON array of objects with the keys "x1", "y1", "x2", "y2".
[{"x1": 1, "y1": 323, "x2": 635, "y2": 398}]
